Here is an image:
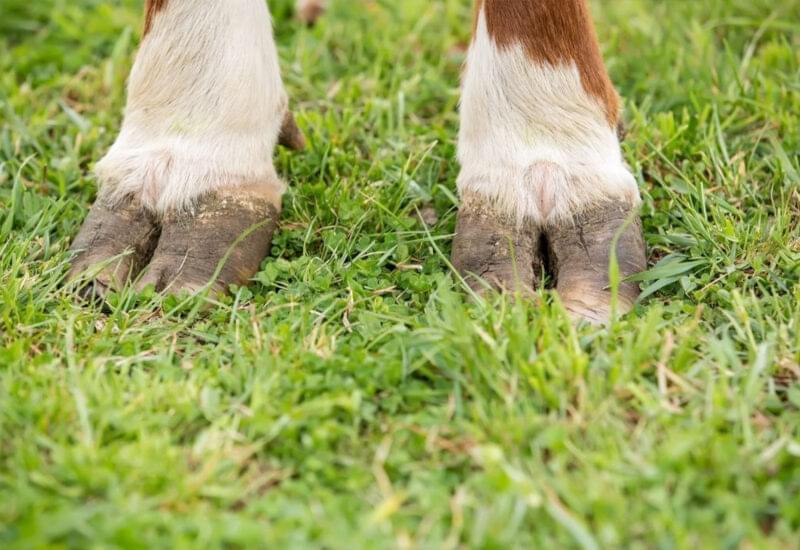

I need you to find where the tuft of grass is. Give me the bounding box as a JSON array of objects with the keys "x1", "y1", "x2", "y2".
[{"x1": 1, "y1": 0, "x2": 799, "y2": 547}]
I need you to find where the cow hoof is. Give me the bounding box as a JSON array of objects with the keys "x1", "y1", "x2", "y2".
[
  {"x1": 136, "y1": 189, "x2": 280, "y2": 296},
  {"x1": 296, "y1": 0, "x2": 326, "y2": 25},
  {"x1": 451, "y1": 192, "x2": 544, "y2": 297},
  {"x1": 546, "y1": 200, "x2": 646, "y2": 324},
  {"x1": 67, "y1": 195, "x2": 160, "y2": 300}
]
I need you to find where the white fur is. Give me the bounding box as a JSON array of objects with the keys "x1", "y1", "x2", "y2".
[
  {"x1": 95, "y1": 0, "x2": 288, "y2": 212},
  {"x1": 458, "y1": 11, "x2": 640, "y2": 226}
]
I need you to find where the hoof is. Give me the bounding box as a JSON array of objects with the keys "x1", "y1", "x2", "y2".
[
  {"x1": 451, "y1": 193, "x2": 646, "y2": 323},
  {"x1": 136, "y1": 189, "x2": 280, "y2": 296},
  {"x1": 67, "y1": 195, "x2": 160, "y2": 300},
  {"x1": 451, "y1": 192, "x2": 544, "y2": 296},
  {"x1": 547, "y1": 200, "x2": 647, "y2": 324},
  {"x1": 296, "y1": 0, "x2": 326, "y2": 25}
]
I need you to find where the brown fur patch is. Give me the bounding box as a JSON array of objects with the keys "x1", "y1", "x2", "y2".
[
  {"x1": 476, "y1": 0, "x2": 620, "y2": 126},
  {"x1": 144, "y1": 0, "x2": 169, "y2": 36}
]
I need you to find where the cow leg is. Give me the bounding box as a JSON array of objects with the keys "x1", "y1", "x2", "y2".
[
  {"x1": 452, "y1": 0, "x2": 646, "y2": 322},
  {"x1": 68, "y1": 0, "x2": 303, "y2": 298}
]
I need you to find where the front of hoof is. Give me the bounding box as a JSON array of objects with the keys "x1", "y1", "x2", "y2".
[
  {"x1": 67, "y1": 195, "x2": 160, "y2": 300},
  {"x1": 136, "y1": 189, "x2": 280, "y2": 296},
  {"x1": 451, "y1": 192, "x2": 543, "y2": 297},
  {"x1": 546, "y1": 200, "x2": 647, "y2": 324}
]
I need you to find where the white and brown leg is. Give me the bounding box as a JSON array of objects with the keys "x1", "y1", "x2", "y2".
[
  {"x1": 68, "y1": 0, "x2": 304, "y2": 297},
  {"x1": 452, "y1": 0, "x2": 646, "y2": 322}
]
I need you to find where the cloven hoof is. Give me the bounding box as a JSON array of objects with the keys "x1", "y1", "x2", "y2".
[
  {"x1": 67, "y1": 189, "x2": 280, "y2": 300},
  {"x1": 452, "y1": 196, "x2": 646, "y2": 324}
]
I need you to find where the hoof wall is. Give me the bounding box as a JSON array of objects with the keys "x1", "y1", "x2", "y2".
[
  {"x1": 67, "y1": 195, "x2": 160, "y2": 298},
  {"x1": 452, "y1": 196, "x2": 646, "y2": 323},
  {"x1": 136, "y1": 192, "x2": 280, "y2": 296}
]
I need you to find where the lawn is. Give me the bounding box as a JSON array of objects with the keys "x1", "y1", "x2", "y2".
[{"x1": 1, "y1": 0, "x2": 799, "y2": 547}]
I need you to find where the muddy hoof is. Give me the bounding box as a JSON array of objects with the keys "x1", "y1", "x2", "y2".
[
  {"x1": 137, "y1": 189, "x2": 280, "y2": 295},
  {"x1": 296, "y1": 0, "x2": 325, "y2": 25},
  {"x1": 67, "y1": 195, "x2": 160, "y2": 300},
  {"x1": 451, "y1": 192, "x2": 544, "y2": 296},
  {"x1": 547, "y1": 200, "x2": 646, "y2": 324}
]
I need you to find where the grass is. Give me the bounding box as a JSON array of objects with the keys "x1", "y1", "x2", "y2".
[{"x1": 1, "y1": 0, "x2": 799, "y2": 547}]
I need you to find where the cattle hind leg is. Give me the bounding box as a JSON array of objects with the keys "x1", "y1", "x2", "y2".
[
  {"x1": 453, "y1": 0, "x2": 646, "y2": 323},
  {"x1": 68, "y1": 0, "x2": 301, "y2": 297}
]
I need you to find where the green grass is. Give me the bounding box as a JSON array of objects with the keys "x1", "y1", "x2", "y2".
[{"x1": 1, "y1": 0, "x2": 799, "y2": 547}]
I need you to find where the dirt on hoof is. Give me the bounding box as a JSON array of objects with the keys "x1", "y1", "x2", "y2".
[
  {"x1": 136, "y1": 190, "x2": 280, "y2": 296},
  {"x1": 451, "y1": 194, "x2": 646, "y2": 323},
  {"x1": 67, "y1": 195, "x2": 160, "y2": 300},
  {"x1": 546, "y1": 200, "x2": 647, "y2": 324},
  {"x1": 451, "y1": 192, "x2": 544, "y2": 296}
]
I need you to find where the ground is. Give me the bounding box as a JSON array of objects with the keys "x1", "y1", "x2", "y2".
[{"x1": 1, "y1": 0, "x2": 799, "y2": 547}]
